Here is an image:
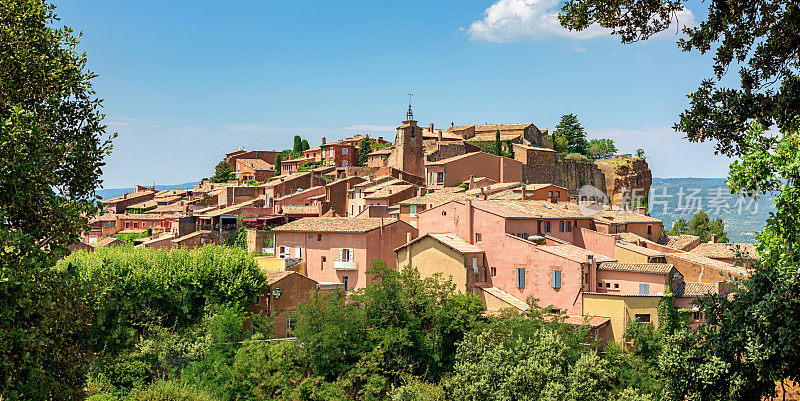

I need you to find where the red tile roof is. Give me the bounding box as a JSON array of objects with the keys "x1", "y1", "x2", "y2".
[{"x1": 272, "y1": 217, "x2": 400, "y2": 233}]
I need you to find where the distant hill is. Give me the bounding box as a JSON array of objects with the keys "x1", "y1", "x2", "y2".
[
  {"x1": 95, "y1": 182, "x2": 200, "y2": 201},
  {"x1": 649, "y1": 178, "x2": 775, "y2": 243}
]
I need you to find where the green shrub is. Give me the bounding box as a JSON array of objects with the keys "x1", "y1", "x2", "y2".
[
  {"x1": 129, "y1": 380, "x2": 217, "y2": 401},
  {"x1": 564, "y1": 152, "x2": 589, "y2": 160},
  {"x1": 56, "y1": 246, "x2": 265, "y2": 353}
]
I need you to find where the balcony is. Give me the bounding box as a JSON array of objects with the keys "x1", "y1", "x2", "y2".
[{"x1": 333, "y1": 260, "x2": 357, "y2": 271}]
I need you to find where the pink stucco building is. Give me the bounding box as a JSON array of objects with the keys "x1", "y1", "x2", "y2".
[
  {"x1": 425, "y1": 152, "x2": 523, "y2": 189},
  {"x1": 272, "y1": 217, "x2": 418, "y2": 291}
]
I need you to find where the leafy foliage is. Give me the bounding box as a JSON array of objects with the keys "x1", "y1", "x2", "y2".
[
  {"x1": 588, "y1": 138, "x2": 618, "y2": 159},
  {"x1": 210, "y1": 161, "x2": 232, "y2": 183},
  {"x1": 358, "y1": 137, "x2": 374, "y2": 166},
  {"x1": 57, "y1": 246, "x2": 265, "y2": 354},
  {"x1": 1, "y1": 0, "x2": 113, "y2": 398},
  {"x1": 274, "y1": 153, "x2": 282, "y2": 174},
  {"x1": 667, "y1": 210, "x2": 729, "y2": 243},
  {"x1": 553, "y1": 114, "x2": 588, "y2": 156},
  {"x1": 559, "y1": 0, "x2": 800, "y2": 159}
]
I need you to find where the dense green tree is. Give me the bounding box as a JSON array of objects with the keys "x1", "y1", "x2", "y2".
[
  {"x1": 274, "y1": 153, "x2": 282, "y2": 175},
  {"x1": 636, "y1": 148, "x2": 645, "y2": 158},
  {"x1": 549, "y1": 133, "x2": 570, "y2": 154},
  {"x1": 301, "y1": 139, "x2": 310, "y2": 151},
  {"x1": 553, "y1": 114, "x2": 588, "y2": 155},
  {"x1": 657, "y1": 123, "x2": 800, "y2": 400},
  {"x1": 492, "y1": 129, "x2": 502, "y2": 156},
  {"x1": 293, "y1": 261, "x2": 483, "y2": 399},
  {"x1": 211, "y1": 160, "x2": 232, "y2": 183},
  {"x1": 587, "y1": 138, "x2": 618, "y2": 159},
  {"x1": 559, "y1": 0, "x2": 800, "y2": 159},
  {"x1": 358, "y1": 137, "x2": 374, "y2": 166},
  {"x1": 293, "y1": 135, "x2": 303, "y2": 155},
  {"x1": 667, "y1": 210, "x2": 729, "y2": 243},
  {"x1": 0, "y1": 0, "x2": 114, "y2": 398}
]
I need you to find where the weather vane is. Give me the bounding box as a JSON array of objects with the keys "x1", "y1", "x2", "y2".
[{"x1": 406, "y1": 92, "x2": 414, "y2": 121}]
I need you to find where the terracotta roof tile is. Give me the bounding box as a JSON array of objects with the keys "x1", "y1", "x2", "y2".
[
  {"x1": 473, "y1": 199, "x2": 590, "y2": 219},
  {"x1": 398, "y1": 192, "x2": 475, "y2": 207},
  {"x1": 593, "y1": 210, "x2": 663, "y2": 224},
  {"x1": 679, "y1": 282, "x2": 719, "y2": 297},
  {"x1": 690, "y1": 243, "x2": 757, "y2": 259},
  {"x1": 664, "y1": 234, "x2": 701, "y2": 251},
  {"x1": 280, "y1": 205, "x2": 319, "y2": 215},
  {"x1": 598, "y1": 262, "x2": 675, "y2": 274},
  {"x1": 272, "y1": 217, "x2": 400, "y2": 233}
]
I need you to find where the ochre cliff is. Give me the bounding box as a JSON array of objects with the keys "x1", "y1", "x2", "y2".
[{"x1": 594, "y1": 158, "x2": 652, "y2": 206}]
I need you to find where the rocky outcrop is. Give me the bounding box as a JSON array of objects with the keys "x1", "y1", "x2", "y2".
[{"x1": 594, "y1": 158, "x2": 652, "y2": 206}]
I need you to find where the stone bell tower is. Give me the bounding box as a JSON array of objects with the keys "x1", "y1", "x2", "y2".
[{"x1": 386, "y1": 99, "x2": 424, "y2": 177}]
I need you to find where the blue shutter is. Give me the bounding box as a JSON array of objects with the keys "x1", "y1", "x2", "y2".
[
  {"x1": 552, "y1": 270, "x2": 561, "y2": 289},
  {"x1": 517, "y1": 268, "x2": 525, "y2": 288},
  {"x1": 639, "y1": 284, "x2": 649, "y2": 295}
]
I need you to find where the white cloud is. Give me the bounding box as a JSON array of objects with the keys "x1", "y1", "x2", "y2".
[
  {"x1": 466, "y1": 0, "x2": 695, "y2": 43},
  {"x1": 341, "y1": 124, "x2": 395, "y2": 132}
]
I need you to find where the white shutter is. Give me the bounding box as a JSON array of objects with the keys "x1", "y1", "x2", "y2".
[
  {"x1": 294, "y1": 246, "x2": 301, "y2": 258},
  {"x1": 339, "y1": 248, "x2": 345, "y2": 262}
]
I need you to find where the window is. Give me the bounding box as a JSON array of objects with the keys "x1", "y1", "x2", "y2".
[
  {"x1": 133, "y1": 222, "x2": 138, "y2": 229},
  {"x1": 548, "y1": 191, "x2": 553, "y2": 197},
  {"x1": 294, "y1": 247, "x2": 302, "y2": 258},
  {"x1": 491, "y1": 267, "x2": 497, "y2": 277},
  {"x1": 597, "y1": 282, "x2": 603, "y2": 288},
  {"x1": 472, "y1": 258, "x2": 478, "y2": 274},
  {"x1": 614, "y1": 283, "x2": 619, "y2": 289},
  {"x1": 342, "y1": 276, "x2": 349, "y2": 290},
  {"x1": 606, "y1": 282, "x2": 611, "y2": 288},
  {"x1": 639, "y1": 283, "x2": 650, "y2": 295},
  {"x1": 635, "y1": 314, "x2": 651, "y2": 323},
  {"x1": 566, "y1": 221, "x2": 572, "y2": 232},
  {"x1": 692, "y1": 311, "x2": 703, "y2": 320},
  {"x1": 342, "y1": 160, "x2": 348, "y2": 167},
  {"x1": 475, "y1": 233, "x2": 482, "y2": 243},
  {"x1": 125, "y1": 222, "x2": 130, "y2": 229},
  {"x1": 545, "y1": 221, "x2": 551, "y2": 232},
  {"x1": 647, "y1": 225, "x2": 653, "y2": 235},
  {"x1": 317, "y1": 234, "x2": 322, "y2": 241},
  {"x1": 516, "y1": 268, "x2": 526, "y2": 288},
  {"x1": 321, "y1": 256, "x2": 326, "y2": 264},
  {"x1": 551, "y1": 270, "x2": 561, "y2": 289},
  {"x1": 559, "y1": 221, "x2": 565, "y2": 232},
  {"x1": 287, "y1": 317, "x2": 297, "y2": 334},
  {"x1": 428, "y1": 172, "x2": 435, "y2": 184},
  {"x1": 436, "y1": 172, "x2": 444, "y2": 183},
  {"x1": 342, "y1": 148, "x2": 348, "y2": 155},
  {"x1": 340, "y1": 248, "x2": 352, "y2": 262},
  {"x1": 409, "y1": 205, "x2": 417, "y2": 217}
]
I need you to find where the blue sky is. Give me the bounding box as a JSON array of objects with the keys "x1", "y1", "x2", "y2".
[{"x1": 54, "y1": 0, "x2": 733, "y2": 188}]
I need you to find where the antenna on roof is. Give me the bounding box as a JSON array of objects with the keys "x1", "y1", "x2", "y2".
[{"x1": 406, "y1": 92, "x2": 414, "y2": 121}]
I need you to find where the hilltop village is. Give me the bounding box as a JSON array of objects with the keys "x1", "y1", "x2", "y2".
[{"x1": 80, "y1": 116, "x2": 755, "y2": 344}]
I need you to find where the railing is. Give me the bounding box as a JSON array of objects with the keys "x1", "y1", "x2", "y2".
[{"x1": 333, "y1": 260, "x2": 357, "y2": 271}]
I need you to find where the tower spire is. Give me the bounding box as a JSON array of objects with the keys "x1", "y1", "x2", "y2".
[{"x1": 406, "y1": 92, "x2": 414, "y2": 121}]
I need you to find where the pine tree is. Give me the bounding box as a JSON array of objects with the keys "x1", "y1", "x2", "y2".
[
  {"x1": 554, "y1": 114, "x2": 588, "y2": 156},
  {"x1": 292, "y1": 135, "x2": 303, "y2": 156}
]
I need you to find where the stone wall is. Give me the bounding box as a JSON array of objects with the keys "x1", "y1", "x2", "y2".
[
  {"x1": 426, "y1": 142, "x2": 480, "y2": 162},
  {"x1": 513, "y1": 143, "x2": 606, "y2": 196}
]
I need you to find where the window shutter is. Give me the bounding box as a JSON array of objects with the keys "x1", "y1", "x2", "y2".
[
  {"x1": 339, "y1": 248, "x2": 344, "y2": 261},
  {"x1": 294, "y1": 247, "x2": 301, "y2": 258},
  {"x1": 639, "y1": 284, "x2": 649, "y2": 295}
]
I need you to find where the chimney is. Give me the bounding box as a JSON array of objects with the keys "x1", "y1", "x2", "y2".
[
  {"x1": 437, "y1": 130, "x2": 443, "y2": 142},
  {"x1": 710, "y1": 234, "x2": 716, "y2": 243},
  {"x1": 469, "y1": 175, "x2": 475, "y2": 189},
  {"x1": 521, "y1": 185, "x2": 527, "y2": 199},
  {"x1": 321, "y1": 137, "x2": 326, "y2": 145},
  {"x1": 499, "y1": 160, "x2": 505, "y2": 182},
  {"x1": 407, "y1": 232, "x2": 412, "y2": 243},
  {"x1": 451, "y1": 122, "x2": 454, "y2": 127}
]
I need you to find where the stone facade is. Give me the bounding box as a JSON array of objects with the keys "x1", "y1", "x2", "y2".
[
  {"x1": 513, "y1": 143, "x2": 606, "y2": 196},
  {"x1": 425, "y1": 142, "x2": 481, "y2": 162},
  {"x1": 385, "y1": 120, "x2": 424, "y2": 177}
]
